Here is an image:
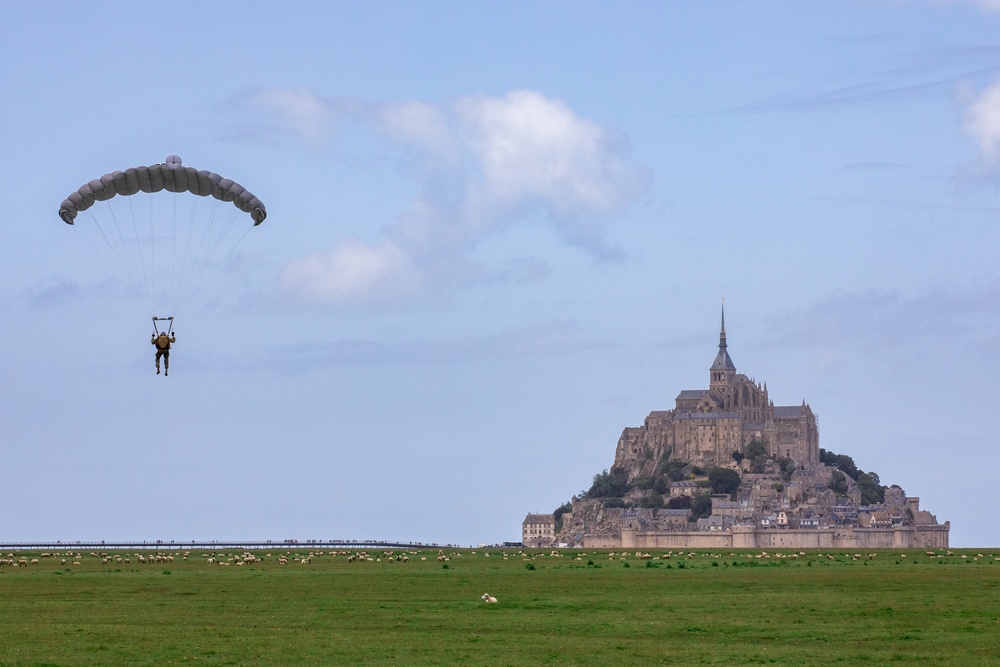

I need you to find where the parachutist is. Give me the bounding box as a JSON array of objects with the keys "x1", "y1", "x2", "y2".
[{"x1": 152, "y1": 331, "x2": 176, "y2": 376}]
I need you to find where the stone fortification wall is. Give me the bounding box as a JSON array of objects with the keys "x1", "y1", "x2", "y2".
[
  {"x1": 599, "y1": 524, "x2": 950, "y2": 550},
  {"x1": 583, "y1": 534, "x2": 623, "y2": 549}
]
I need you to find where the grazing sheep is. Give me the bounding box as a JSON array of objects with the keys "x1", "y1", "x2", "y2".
[{"x1": 481, "y1": 593, "x2": 497, "y2": 603}]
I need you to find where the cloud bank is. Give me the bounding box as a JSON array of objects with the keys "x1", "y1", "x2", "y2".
[
  {"x1": 237, "y1": 89, "x2": 648, "y2": 306},
  {"x1": 261, "y1": 320, "x2": 618, "y2": 373},
  {"x1": 963, "y1": 79, "x2": 1000, "y2": 165}
]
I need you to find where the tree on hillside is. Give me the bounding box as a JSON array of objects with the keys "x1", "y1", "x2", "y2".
[
  {"x1": 689, "y1": 495, "x2": 713, "y2": 522},
  {"x1": 820, "y1": 449, "x2": 861, "y2": 481},
  {"x1": 659, "y1": 459, "x2": 689, "y2": 482},
  {"x1": 777, "y1": 457, "x2": 796, "y2": 482},
  {"x1": 829, "y1": 470, "x2": 848, "y2": 495},
  {"x1": 708, "y1": 467, "x2": 742, "y2": 497},
  {"x1": 746, "y1": 440, "x2": 768, "y2": 473},
  {"x1": 553, "y1": 501, "x2": 572, "y2": 533},
  {"x1": 746, "y1": 440, "x2": 766, "y2": 460},
  {"x1": 654, "y1": 475, "x2": 670, "y2": 495},
  {"x1": 820, "y1": 448, "x2": 889, "y2": 504},
  {"x1": 858, "y1": 472, "x2": 885, "y2": 505},
  {"x1": 639, "y1": 492, "x2": 664, "y2": 509},
  {"x1": 585, "y1": 468, "x2": 629, "y2": 498}
]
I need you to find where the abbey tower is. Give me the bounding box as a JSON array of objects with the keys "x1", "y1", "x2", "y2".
[{"x1": 613, "y1": 305, "x2": 819, "y2": 479}]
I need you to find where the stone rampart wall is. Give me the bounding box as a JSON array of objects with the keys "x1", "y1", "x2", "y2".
[{"x1": 592, "y1": 524, "x2": 950, "y2": 550}]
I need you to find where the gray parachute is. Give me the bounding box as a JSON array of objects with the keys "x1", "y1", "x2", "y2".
[{"x1": 58, "y1": 156, "x2": 266, "y2": 225}]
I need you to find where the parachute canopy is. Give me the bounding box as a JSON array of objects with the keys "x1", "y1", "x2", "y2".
[
  {"x1": 59, "y1": 156, "x2": 267, "y2": 317},
  {"x1": 59, "y1": 156, "x2": 266, "y2": 226}
]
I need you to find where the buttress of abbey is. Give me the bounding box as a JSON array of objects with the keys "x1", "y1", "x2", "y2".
[{"x1": 614, "y1": 306, "x2": 819, "y2": 474}]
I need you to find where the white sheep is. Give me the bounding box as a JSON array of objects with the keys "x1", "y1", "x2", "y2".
[{"x1": 481, "y1": 593, "x2": 497, "y2": 603}]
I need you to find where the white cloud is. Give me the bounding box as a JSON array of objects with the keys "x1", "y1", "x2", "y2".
[
  {"x1": 763, "y1": 283, "x2": 1000, "y2": 354},
  {"x1": 376, "y1": 101, "x2": 458, "y2": 162},
  {"x1": 962, "y1": 79, "x2": 1000, "y2": 165},
  {"x1": 247, "y1": 88, "x2": 337, "y2": 151},
  {"x1": 456, "y1": 91, "x2": 642, "y2": 217},
  {"x1": 278, "y1": 238, "x2": 421, "y2": 306},
  {"x1": 241, "y1": 88, "x2": 647, "y2": 306}
]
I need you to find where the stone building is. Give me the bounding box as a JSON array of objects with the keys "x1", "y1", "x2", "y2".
[
  {"x1": 522, "y1": 513, "x2": 556, "y2": 547},
  {"x1": 614, "y1": 305, "x2": 819, "y2": 476}
]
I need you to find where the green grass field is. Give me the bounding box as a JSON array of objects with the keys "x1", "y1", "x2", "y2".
[{"x1": 0, "y1": 547, "x2": 997, "y2": 666}]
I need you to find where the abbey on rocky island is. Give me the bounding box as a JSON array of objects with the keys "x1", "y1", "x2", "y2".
[{"x1": 524, "y1": 306, "x2": 950, "y2": 551}]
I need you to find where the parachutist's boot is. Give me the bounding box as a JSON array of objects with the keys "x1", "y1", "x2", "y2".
[{"x1": 156, "y1": 367, "x2": 160, "y2": 374}]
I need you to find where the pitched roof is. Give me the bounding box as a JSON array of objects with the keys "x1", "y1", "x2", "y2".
[
  {"x1": 711, "y1": 347, "x2": 737, "y2": 371},
  {"x1": 676, "y1": 389, "x2": 708, "y2": 400}
]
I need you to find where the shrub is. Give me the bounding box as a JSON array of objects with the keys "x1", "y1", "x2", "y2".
[
  {"x1": 639, "y1": 492, "x2": 664, "y2": 509},
  {"x1": 667, "y1": 495, "x2": 693, "y2": 510},
  {"x1": 634, "y1": 476, "x2": 655, "y2": 491}
]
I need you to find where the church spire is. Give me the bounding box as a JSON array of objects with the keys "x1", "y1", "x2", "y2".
[
  {"x1": 720, "y1": 300, "x2": 728, "y2": 350},
  {"x1": 710, "y1": 299, "x2": 736, "y2": 389}
]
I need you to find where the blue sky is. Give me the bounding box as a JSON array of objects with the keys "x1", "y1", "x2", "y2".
[{"x1": 3, "y1": 1, "x2": 1000, "y2": 546}]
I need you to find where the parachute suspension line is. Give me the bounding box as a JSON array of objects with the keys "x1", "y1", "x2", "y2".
[
  {"x1": 174, "y1": 208, "x2": 252, "y2": 314},
  {"x1": 82, "y1": 205, "x2": 152, "y2": 314},
  {"x1": 148, "y1": 192, "x2": 158, "y2": 314},
  {"x1": 120, "y1": 197, "x2": 153, "y2": 314},
  {"x1": 72, "y1": 214, "x2": 140, "y2": 309},
  {"x1": 171, "y1": 188, "x2": 179, "y2": 316},
  {"x1": 173, "y1": 191, "x2": 209, "y2": 315},
  {"x1": 123, "y1": 191, "x2": 150, "y2": 313}
]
